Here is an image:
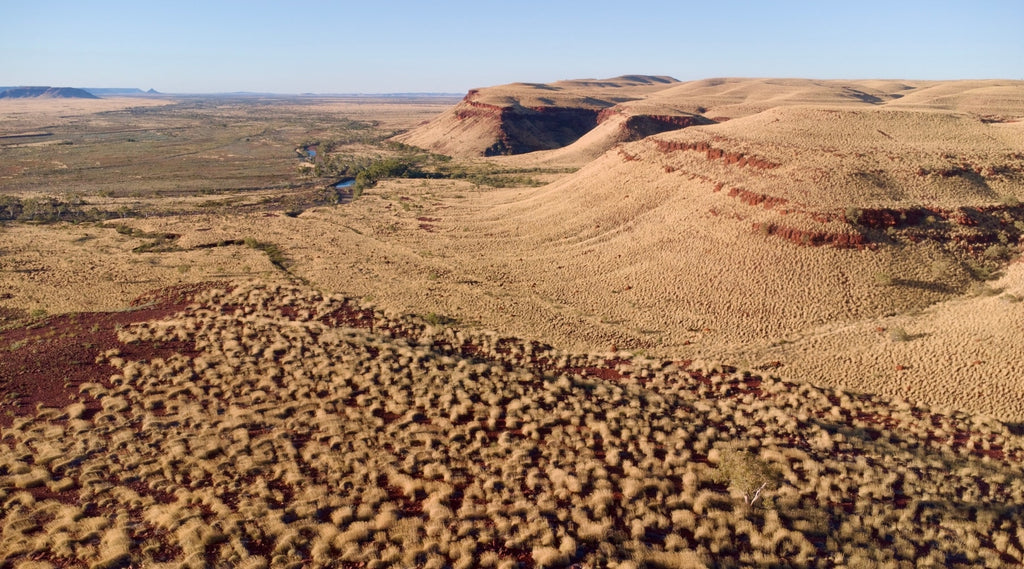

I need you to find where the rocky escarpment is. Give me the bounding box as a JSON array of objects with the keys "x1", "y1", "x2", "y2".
[
  {"x1": 480, "y1": 105, "x2": 713, "y2": 156},
  {"x1": 395, "y1": 76, "x2": 688, "y2": 157},
  {"x1": 599, "y1": 108, "x2": 714, "y2": 142},
  {"x1": 653, "y1": 139, "x2": 780, "y2": 170},
  {"x1": 619, "y1": 120, "x2": 1024, "y2": 258},
  {"x1": 467, "y1": 99, "x2": 603, "y2": 156},
  {"x1": 394, "y1": 91, "x2": 607, "y2": 157},
  {"x1": 453, "y1": 95, "x2": 715, "y2": 156},
  {"x1": 0, "y1": 86, "x2": 99, "y2": 99}
]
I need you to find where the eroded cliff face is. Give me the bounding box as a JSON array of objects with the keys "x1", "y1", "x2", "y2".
[
  {"x1": 481, "y1": 107, "x2": 712, "y2": 156},
  {"x1": 469, "y1": 104, "x2": 711, "y2": 156},
  {"x1": 619, "y1": 114, "x2": 710, "y2": 140},
  {"x1": 482, "y1": 104, "x2": 602, "y2": 156},
  {"x1": 591, "y1": 106, "x2": 714, "y2": 143},
  {"x1": 618, "y1": 128, "x2": 1024, "y2": 255},
  {"x1": 419, "y1": 85, "x2": 709, "y2": 157},
  {"x1": 396, "y1": 77, "x2": 705, "y2": 157}
]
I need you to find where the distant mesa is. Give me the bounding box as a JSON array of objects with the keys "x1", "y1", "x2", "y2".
[
  {"x1": 0, "y1": 86, "x2": 100, "y2": 99},
  {"x1": 0, "y1": 86, "x2": 159, "y2": 98},
  {"x1": 82, "y1": 87, "x2": 142, "y2": 95},
  {"x1": 83, "y1": 87, "x2": 162, "y2": 96}
]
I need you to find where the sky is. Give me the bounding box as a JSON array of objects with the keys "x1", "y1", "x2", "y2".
[{"x1": 1, "y1": 0, "x2": 1022, "y2": 94}]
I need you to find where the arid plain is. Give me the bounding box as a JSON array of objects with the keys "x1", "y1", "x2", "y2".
[{"x1": 2, "y1": 78, "x2": 1024, "y2": 567}]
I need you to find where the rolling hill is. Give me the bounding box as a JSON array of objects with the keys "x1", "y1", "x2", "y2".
[{"x1": 379, "y1": 77, "x2": 1024, "y2": 418}]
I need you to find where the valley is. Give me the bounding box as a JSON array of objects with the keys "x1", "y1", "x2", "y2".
[{"x1": 1, "y1": 77, "x2": 1023, "y2": 567}]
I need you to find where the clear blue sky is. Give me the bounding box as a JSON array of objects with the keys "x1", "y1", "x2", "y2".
[{"x1": 1, "y1": 0, "x2": 1021, "y2": 93}]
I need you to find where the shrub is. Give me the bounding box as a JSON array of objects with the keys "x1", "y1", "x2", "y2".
[
  {"x1": 929, "y1": 260, "x2": 950, "y2": 280},
  {"x1": 966, "y1": 260, "x2": 998, "y2": 280},
  {"x1": 984, "y1": 244, "x2": 1011, "y2": 261},
  {"x1": 888, "y1": 327, "x2": 911, "y2": 342},
  {"x1": 423, "y1": 312, "x2": 458, "y2": 327},
  {"x1": 354, "y1": 158, "x2": 422, "y2": 191},
  {"x1": 969, "y1": 282, "x2": 1000, "y2": 297},
  {"x1": 243, "y1": 238, "x2": 289, "y2": 270},
  {"x1": 0, "y1": 195, "x2": 104, "y2": 223},
  {"x1": 532, "y1": 546, "x2": 569, "y2": 568},
  {"x1": 575, "y1": 517, "x2": 612, "y2": 543},
  {"x1": 713, "y1": 448, "x2": 780, "y2": 506},
  {"x1": 635, "y1": 549, "x2": 707, "y2": 569}
]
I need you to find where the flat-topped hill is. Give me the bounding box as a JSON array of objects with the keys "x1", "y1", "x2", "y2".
[{"x1": 0, "y1": 86, "x2": 100, "y2": 99}]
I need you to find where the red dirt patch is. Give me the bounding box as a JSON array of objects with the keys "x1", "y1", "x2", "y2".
[
  {"x1": 754, "y1": 222, "x2": 868, "y2": 248},
  {"x1": 0, "y1": 282, "x2": 224, "y2": 427}
]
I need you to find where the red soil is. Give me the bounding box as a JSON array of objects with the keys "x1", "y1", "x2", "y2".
[
  {"x1": 727, "y1": 187, "x2": 789, "y2": 209},
  {"x1": 0, "y1": 282, "x2": 224, "y2": 426},
  {"x1": 754, "y1": 222, "x2": 869, "y2": 249},
  {"x1": 618, "y1": 149, "x2": 641, "y2": 162}
]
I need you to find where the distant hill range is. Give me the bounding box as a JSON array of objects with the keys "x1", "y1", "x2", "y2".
[
  {"x1": 0, "y1": 86, "x2": 99, "y2": 99},
  {"x1": 0, "y1": 86, "x2": 161, "y2": 98},
  {"x1": 83, "y1": 87, "x2": 161, "y2": 95}
]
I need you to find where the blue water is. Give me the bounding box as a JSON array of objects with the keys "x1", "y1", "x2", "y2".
[
  {"x1": 335, "y1": 179, "x2": 355, "y2": 189},
  {"x1": 308, "y1": 149, "x2": 317, "y2": 158}
]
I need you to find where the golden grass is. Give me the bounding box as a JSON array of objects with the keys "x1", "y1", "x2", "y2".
[{"x1": 1, "y1": 281, "x2": 1023, "y2": 567}]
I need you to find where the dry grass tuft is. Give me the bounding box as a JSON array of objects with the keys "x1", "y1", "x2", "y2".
[{"x1": 0, "y1": 280, "x2": 1021, "y2": 567}]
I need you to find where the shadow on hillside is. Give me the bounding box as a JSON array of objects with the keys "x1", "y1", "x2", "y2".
[
  {"x1": 892, "y1": 278, "x2": 957, "y2": 294},
  {"x1": 811, "y1": 418, "x2": 1012, "y2": 475}
]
